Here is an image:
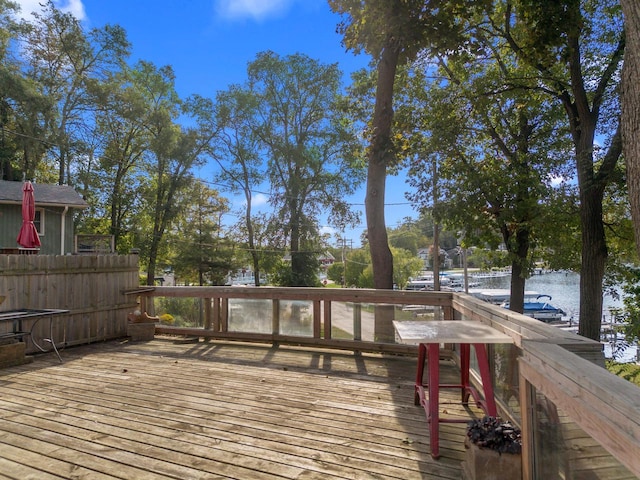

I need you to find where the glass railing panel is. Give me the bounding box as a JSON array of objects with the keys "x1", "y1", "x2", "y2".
[
  {"x1": 531, "y1": 387, "x2": 635, "y2": 479},
  {"x1": 153, "y1": 296, "x2": 204, "y2": 327},
  {"x1": 228, "y1": 298, "x2": 272, "y2": 333},
  {"x1": 278, "y1": 299, "x2": 313, "y2": 336},
  {"x1": 328, "y1": 301, "x2": 360, "y2": 341},
  {"x1": 493, "y1": 343, "x2": 522, "y2": 419},
  {"x1": 330, "y1": 303, "x2": 445, "y2": 343}
]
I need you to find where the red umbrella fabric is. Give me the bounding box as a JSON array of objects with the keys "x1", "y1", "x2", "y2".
[{"x1": 16, "y1": 181, "x2": 41, "y2": 249}]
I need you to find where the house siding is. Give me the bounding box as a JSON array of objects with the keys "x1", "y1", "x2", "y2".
[{"x1": 0, "y1": 204, "x2": 76, "y2": 254}]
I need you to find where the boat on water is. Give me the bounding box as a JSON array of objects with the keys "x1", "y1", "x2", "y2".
[
  {"x1": 469, "y1": 289, "x2": 566, "y2": 322},
  {"x1": 501, "y1": 294, "x2": 566, "y2": 322},
  {"x1": 405, "y1": 274, "x2": 452, "y2": 291},
  {"x1": 406, "y1": 272, "x2": 482, "y2": 291},
  {"x1": 470, "y1": 271, "x2": 511, "y2": 279},
  {"x1": 468, "y1": 289, "x2": 539, "y2": 304}
]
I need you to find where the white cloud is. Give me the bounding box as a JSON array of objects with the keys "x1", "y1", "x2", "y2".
[
  {"x1": 214, "y1": 0, "x2": 294, "y2": 21},
  {"x1": 58, "y1": 0, "x2": 86, "y2": 21},
  {"x1": 252, "y1": 192, "x2": 269, "y2": 207},
  {"x1": 11, "y1": 0, "x2": 40, "y2": 20},
  {"x1": 320, "y1": 225, "x2": 335, "y2": 236},
  {"x1": 12, "y1": 0, "x2": 86, "y2": 21},
  {"x1": 233, "y1": 192, "x2": 269, "y2": 209}
]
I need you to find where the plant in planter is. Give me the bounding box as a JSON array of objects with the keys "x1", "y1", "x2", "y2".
[{"x1": 462, "y1": 416, "x2": 522, "y2": 480}]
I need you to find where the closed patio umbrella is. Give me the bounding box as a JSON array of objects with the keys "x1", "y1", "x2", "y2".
[{"x1": 16, "y1": 181, "x2": 41, "y2": 249}]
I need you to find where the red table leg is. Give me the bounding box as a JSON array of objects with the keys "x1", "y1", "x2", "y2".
[
  {"x1": 414, "y1": 341, "x2": 498, "y2": 460},
  {"x1": 472, "y1": 343, "x2": 498, "y2": 416},
  {"x1": 459, "y1": 343, "x2": 471, "y2": 404},
  {"x1": 415, "y1": 343, "x2": 426, "y2": 406},
  {"x1": 427, "y1": 343, "x2": 440, "y2": 458}
]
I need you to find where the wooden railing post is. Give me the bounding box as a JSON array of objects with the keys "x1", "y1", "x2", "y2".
[
  {"x1": 353, "y1": 303, "x2": 362, "y2": 341},
  {"x1": 204, "y1": 298, "x2": 212, "y2": 330},
  {"x1": 313, "y1": 299, "x2": 321, "y2": 338},
  {"x1": 212, "y1": 298, "x2": 221, "y2": 332},
  {"x1": 272, "y1": 299, "x2": 280, "y2": 337},
  {"x1": 323, "y1": 300, "x2": 332, "y2": 339},
  {"x1": 221, "y1": 298, "x2": 228, "y2": 332}
]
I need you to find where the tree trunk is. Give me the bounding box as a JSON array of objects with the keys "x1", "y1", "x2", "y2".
[
  {"x1": 507, "y1": 227, "x2": 530, "y2": 314},
  {"x1": 561, "y1": 28, "x2": 623, "y2": 341},
  {"x1": 289, "y1": 208, "x2": 303, "y2": 286},
  {"x1": 245, "y1": 192, "x2": 261, "y2": 287},
  {"x1": 578, "y1": 193, "x2": 606, "y2": 340},
  {"x1": 622, "y1": 0, "x2": 640, "y2": 257},
  {"x1": 575, "y1": 123, "x2": 607, "y2": 340},
  {"x1": 146, "y1": 240, "x2": 158, "y2": 286},
  {"x1": 366, "y1": 42, "x2": 398, "y2": 291},
  {"x1": 510, "y1": 262, "x2": 526, "y2": 314}
]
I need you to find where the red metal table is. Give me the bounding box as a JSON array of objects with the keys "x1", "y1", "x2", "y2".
[{"x1": 393, "y1": 320, "x2": 514, "y2": 458}]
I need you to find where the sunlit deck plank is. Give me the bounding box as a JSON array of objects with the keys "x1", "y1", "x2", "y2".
[{"x1": 0, "y1": 337, "x2": 480, "y2": 479}]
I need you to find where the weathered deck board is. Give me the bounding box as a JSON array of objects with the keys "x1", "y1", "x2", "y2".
[{"x1": 0, "y1": 337, "x2": 483, "y2": 479}]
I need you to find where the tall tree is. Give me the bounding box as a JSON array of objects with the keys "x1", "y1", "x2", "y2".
[
  {"x1": 330, "y1": 0, "x2": 487, "y2": 289},
  {"x1": 0, "y1": 0, "x2": 52, "y2": 180},
  {"x1": 170, "y1": 181, "x2": 231, "y2": 285},
  {"x1": 87, "y1": 65, "x2": 149, "y2": 250},
  {"x1": 622, "y1": 0, "x2": 640, "y2": 257},
  {"x1": 404, "y1": 32, "x2": 573, "y2": 313},
  {"x1": 20, "y1": 0, "x2": 129, "y2": 184},
  {"x1": 246, "y1": 51, "x2": 361, "y2": 286},
  {"x1": 210, "y1": 85, "x2": 265, "y2": 285},
  {"x1": 491, "y1": 0, "x2": 624, "y2": 339},
  {"x1": 127, "y1": 62, "x2": 210, "y2": 286}
]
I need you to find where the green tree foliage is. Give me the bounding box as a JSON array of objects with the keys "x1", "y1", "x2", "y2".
[
  {"x1": 84, "y1": 63, "x2": 153, "y2": 250},
  {"x1": 392, "y1": 246, "x2": 424, "y2": 289},
  {"x1": 488, "y1": 0, "x2": 625, "y2": 339},
  {"x1": 209, "y1": 85, "x2": 265, "y2": 284},
  {"x1": 169, "y1": 181, "x2": 232, "y2": 285},
  {"x1": 326, "y1": 261, "x2": 345, "y2": 285},
  {"x1": 0, "y1": 0, "x2": 51, "y2": 181},
  {"x1": 246, "y1": 51, "x2": 362, "y2": 286},
  {"x1": 335, "y1": 244, "x2": 421, "y2": 289},
  {"x1": 342, "y1": 248, "x2": 370, "y2": 288},
  {"x1": 20, "y1": 0, "x2": 130, "y2": 184},
  {"x1": 388, "y1": 220, "x2": 424, "y2": 256},
  {"x1": 270, "y1": 252, "x2": 322, "y2": 287},
  {"x1": 330, "y1": 0, "x2": 490, "y2": 291},
  {"x1": 128, "y1": 62, "x2": 214, "y2": 285},
  {"x1": 403, "y1": 35, "x2": 574, "y2": 311}
]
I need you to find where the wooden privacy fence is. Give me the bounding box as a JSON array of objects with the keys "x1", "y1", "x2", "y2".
[{"x1": 0, "y1": 254, "x2": 139, "y2": 353}]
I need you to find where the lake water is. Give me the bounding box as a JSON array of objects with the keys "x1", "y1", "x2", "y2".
[
  {"x1": 470, "y1": 270, "x2": 637, "y2": 363},
  {"x1": 473, "y1": 270, "x2": 623, "y2": 322}
]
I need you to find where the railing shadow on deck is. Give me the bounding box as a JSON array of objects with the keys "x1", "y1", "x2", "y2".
[{"x1": 126, "y1": 285, "x2": 640, "y2": 479}]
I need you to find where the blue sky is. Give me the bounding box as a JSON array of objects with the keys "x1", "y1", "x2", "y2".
[{"x1": 15, "y1": 0, "x2": 418, "y2": 247}]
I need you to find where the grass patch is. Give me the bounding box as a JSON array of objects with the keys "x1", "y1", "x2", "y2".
[
  {"x1": 606, "y1": 360, "x2": 640, "y2": 387},
  {"x1": 319, "y1": 326, "x2": 353, "y2": 340}
]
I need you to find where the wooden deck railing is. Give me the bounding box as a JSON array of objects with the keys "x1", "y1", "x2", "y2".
[{"x1": 130, "y1": 285, "x2": 640, "y2": 479}]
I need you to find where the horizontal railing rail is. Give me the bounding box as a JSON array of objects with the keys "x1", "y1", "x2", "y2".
[{"x1": 134, "y1": 286, "x2": 455, "y2": 354}]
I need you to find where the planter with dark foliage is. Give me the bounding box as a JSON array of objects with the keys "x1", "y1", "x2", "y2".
[{"x1": 461, "y1": 416, "x2": 522, "y2": 480}]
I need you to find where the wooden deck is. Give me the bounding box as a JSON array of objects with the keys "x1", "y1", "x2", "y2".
[{"x1": 0, "y1": 337, "x2": 486, "y2": 479}]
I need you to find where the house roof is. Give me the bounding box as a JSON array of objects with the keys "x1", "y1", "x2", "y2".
[{"x1": 0, "y1": 180, "x2": 89, "y2": 208}]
